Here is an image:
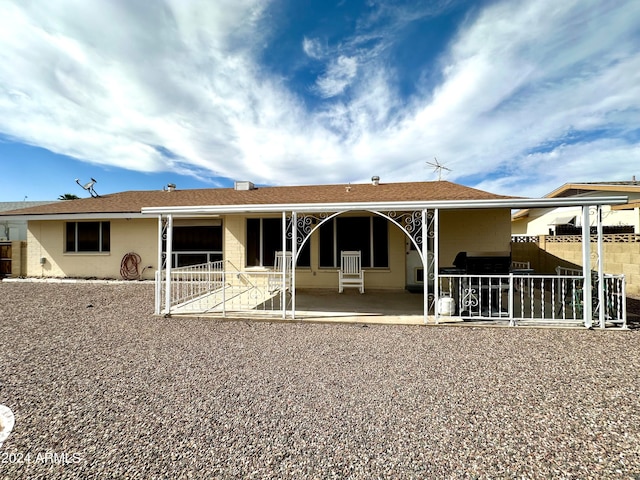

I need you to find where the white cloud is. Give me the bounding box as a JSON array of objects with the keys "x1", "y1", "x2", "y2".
[
  {"x1": 0, "y1": 0, "x2": 638, "y2": 197},
  {"x1": 314, "y1": 56, "x2": 359, "y2": 98},
  {"x1": 302, "y1": 37, "x2": 325, "y2": 59}
]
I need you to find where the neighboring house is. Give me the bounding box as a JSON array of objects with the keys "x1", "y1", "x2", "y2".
[
  {"x1": 512, "y1": 181, "x2": 640, "y2": 236},
  {"x1": 0, "y1": 179, "x2": 629, "y2": 327},
  {"x1": 0, "y1": 201, "x2": 56, "y2": 278},
  {"x1": 0, "y1": 201, "x2": 56, "y2": 241}
]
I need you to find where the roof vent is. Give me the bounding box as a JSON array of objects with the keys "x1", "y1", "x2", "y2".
[
  {"x1": 166, "y1": 183, "x2": 176, "y2": 192},
  {"x1": 234, "y1": 181, "x2": 256, "y2": 191},
  {"x1": 371, "y1": 176, "x2": 380, "y2": 186}
]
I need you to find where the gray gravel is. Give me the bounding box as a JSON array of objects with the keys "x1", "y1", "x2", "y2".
[{"x1": 1, "y1": 282, "x2": 639, "y2": 479}]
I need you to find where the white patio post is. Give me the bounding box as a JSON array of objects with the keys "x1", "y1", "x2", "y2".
[
  {"x1": 164, "y1": 214, "x2": 174, "y2": 315},
  {"x1": 291, "y1": 211, "x2": 297, "y2": 320},
  {"x1": 422, "y1": 209, "x2": 428, "y2": 324},
  {"x1": 155, "y1": 215, "x2": 163, "y2": 314},
  {"x1": 597, "y1": 205, "x2": 605, "y2": 328},
  {"x1": 433, "y1": 209, "x2": 439, "y2": 324},
  {"x1": 581, "y1": 206, "x2": 593, "y2": 328},
  {"x1": 281, "y1": 211, "x2": 287, "y2": 320}
]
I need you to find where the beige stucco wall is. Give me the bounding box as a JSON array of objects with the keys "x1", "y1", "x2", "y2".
[
  {"x1": 24, "y1": 209, "x2": 512, "y2": 288},
  {"x1": 438, "y1": 208, "x2": 512, "y2": 267},
  {"x1": 27, "y1": 219, "x2": 158, "y2": 279}
]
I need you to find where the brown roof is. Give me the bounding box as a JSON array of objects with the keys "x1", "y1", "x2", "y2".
[{"x1": 0, "y1": 181, "x2": 516, "y2": 216}]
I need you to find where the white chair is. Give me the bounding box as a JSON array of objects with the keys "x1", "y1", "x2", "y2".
[
  {"x1": 339, "y1": 250, "x2": 365, "y2": 294},
  {"x1": 511, "y1": 260, "x2": 530, "y2": 270},
  {"x1": 268, "y1": 251, "x2": 293, "y2": 292}
]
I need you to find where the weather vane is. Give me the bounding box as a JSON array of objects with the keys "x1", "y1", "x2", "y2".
[{"x1": 426, "y1": 157, "x2": 451, "y2": 181}]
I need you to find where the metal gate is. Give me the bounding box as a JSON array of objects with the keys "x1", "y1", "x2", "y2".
[{"x1": 0, "y1": 242, "x2": 11, "y2": 278}]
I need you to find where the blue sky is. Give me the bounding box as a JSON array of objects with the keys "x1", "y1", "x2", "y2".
[{"x1": 0, "y1": 0, "x2": 639, "y2": 201}]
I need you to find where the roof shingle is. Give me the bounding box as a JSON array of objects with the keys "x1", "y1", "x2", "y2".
[{"x1": 0, "y1": 181, "x2": 515, "y2": 216}]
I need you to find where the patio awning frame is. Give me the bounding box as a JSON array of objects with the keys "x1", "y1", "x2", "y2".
[{"x1": 150, "y1": 195, "x2": 628, "y2": 328}]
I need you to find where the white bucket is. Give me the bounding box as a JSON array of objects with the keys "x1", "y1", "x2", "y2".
[{"x1": 438, "y1": 294, "x2": 456, "y2": 316}]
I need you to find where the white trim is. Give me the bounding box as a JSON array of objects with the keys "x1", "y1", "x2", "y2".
[
  {"x1": 141, "y1": 196, "x2": 629, "y2": 216},
  {"x1": 0, "y1": 212, "x2": 149, "y2": 221},
  {"x1": 165, "y1": 214, "x2": 173, "y2": 315},
  {"x1": 1, "y1": 196, "x2": 628, "y2": 221}
]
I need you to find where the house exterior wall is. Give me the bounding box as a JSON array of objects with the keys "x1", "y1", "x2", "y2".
[
  {"x1": 24, "y1": 209, "x2": 512, "y2": 287},
  {"x1": 26, "y1": 219, "x2": 158, "y2": 279},
  {"x1": 223, "y1": 213, "x2": 408, "y2": 290},
  {"x1": 439, "y1": 209, "x2": 512, "y2": 267}
]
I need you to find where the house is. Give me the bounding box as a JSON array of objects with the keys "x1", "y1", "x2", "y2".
[
  {"x1": 0, "y1": 179, "x2": 629, "y2": 327},
  {"x1": 512, "y1": 181, "x2": 640, "y2": 236},
  {"x1": 0, "y1": 201, "x2": 56, "y2": 241},
  {"x1": 1, "y1": 201, "x2": 56, "y2": 278}
]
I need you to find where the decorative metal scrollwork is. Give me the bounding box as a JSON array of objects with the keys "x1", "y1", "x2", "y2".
[
  {"x1": 385, "y1": 211, "x2": 424, "y2": 249},
  {"x1": 461, "y1": 287, "x2": 479, "y2": 313},
  {"x1": 290, "y1": 212, "x2": 335, "y2": 246},
  {"x1": 160, "y1": 217, "x2": 169, "y2": 270},
  {"x1": 427, "y1": 293, "x2": 436, "y2": 315}
]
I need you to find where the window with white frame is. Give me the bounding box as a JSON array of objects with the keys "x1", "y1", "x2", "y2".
[
  {"x1": 65, "y1": 222, "x2": 110, "y2": 253},
  {"x1": 319, "y1": 216, "x2": 388, "y2": 268},
  {"x1": 246, "y1": 218, "x2": 310, "y2": 267}
]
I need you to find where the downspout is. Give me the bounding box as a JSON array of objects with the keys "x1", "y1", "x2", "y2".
[
  {"x1": 581, "y1": 206, "x2": 592, "y2": 328},
  {"x1": 164, "y1": 214, "x2": 173, "y2": 316}
]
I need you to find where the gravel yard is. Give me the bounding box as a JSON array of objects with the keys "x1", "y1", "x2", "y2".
[{"x1": 1, "y1": 282, "x2": 639, "y2": 479}]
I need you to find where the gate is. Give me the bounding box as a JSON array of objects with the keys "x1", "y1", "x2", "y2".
[{"x1": 0, "y1": 242, "x2": 11, "y2": 278}]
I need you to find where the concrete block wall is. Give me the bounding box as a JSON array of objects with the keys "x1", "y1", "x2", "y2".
[
  {"x1": 512, "y1": 239, "x2": 640, "y2": 297},
  {"x1": 10, "y1": 241, "x2": 26, "y2": 277}
]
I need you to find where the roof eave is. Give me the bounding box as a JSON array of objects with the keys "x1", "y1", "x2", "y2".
[
  {"x1": 141, "y1": 196, "x2": 630, "y2": 216},
  {"x1": 0, "y1": 212, "x2": 149, "y2": 221}
]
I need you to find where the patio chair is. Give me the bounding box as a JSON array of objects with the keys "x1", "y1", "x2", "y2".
[
  {"x1": 511, "y1": 260, "x2": 530, "y2": 270},
  {"x1": 338, "y1": 250, "x2": 365, "y2": 294},
  {"x1": 268, "y1": 251, "x2": 293, "y2": 292}
]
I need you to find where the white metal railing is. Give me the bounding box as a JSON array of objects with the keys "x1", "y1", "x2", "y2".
[
  {"x1": 437, "y1": 273, "x2": 626, "y2": 328},
  {"x1": 156, "y1": 260, "x2": 291, "y2": 316},
  {"x1": 169, "y1": 251, "x2": 223, "y2": 267},
  {"x1": 156, "y1": 260, "x2": 224, "y2": 314}
]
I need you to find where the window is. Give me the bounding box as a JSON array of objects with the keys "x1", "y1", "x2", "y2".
[
  {"x1": 246, "y1": 218, "x2": 310, "y2": 267},
  {"x1": 319, "y1": 216, "x2": 388, "y2": 268},
  {"x1": 170, "y1": 225, "x2": 223, "y2": 267},
  {"x1": 66, "y1": 222, "x2": 110, "y2": 252}
]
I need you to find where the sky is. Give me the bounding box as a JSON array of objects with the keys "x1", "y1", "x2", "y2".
[{"x1": 0, "y1": 0, "x2": 639, "y2": 201}]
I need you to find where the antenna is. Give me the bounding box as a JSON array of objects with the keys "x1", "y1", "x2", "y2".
[
  {"x1": 75, "y1": 177, "x2": 100, "y2": 198},
  {"x1": 426, "y1": 157, "x2": 451, "y2": 181}
]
